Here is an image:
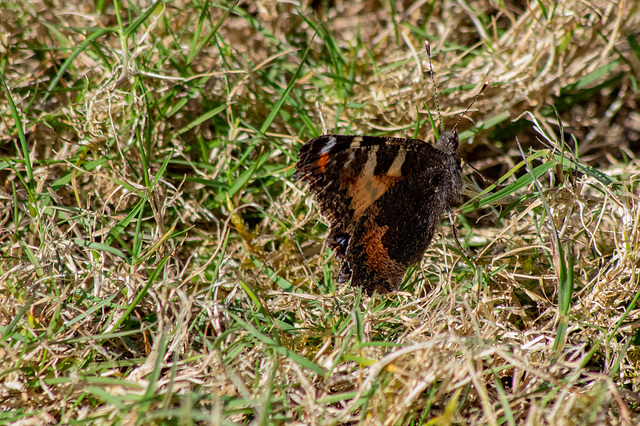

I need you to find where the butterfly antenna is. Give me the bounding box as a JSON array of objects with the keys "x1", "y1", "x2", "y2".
[
  {"x1": 452, "y1": 82, "x2": 490, "y2": 132},
  {"x1": 425, "y1": 41, "x2": 444, "y2": 135}
]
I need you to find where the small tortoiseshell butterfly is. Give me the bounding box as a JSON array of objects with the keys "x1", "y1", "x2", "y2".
[{"x1": 294, "y1": 44, "x2": 487, "y2": 295}]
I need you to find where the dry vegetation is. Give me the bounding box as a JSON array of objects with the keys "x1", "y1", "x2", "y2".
[{"x1": 1, "y1": 0, "x2": 640, "y2": 424}]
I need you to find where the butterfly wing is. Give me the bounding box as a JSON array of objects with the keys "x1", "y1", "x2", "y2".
[
  {"x1": 294, "y1": 134, "x2": 461, "y2": 294},
  {"x1": 345, "y1": 167, "x2": 456, "y2": 293}
]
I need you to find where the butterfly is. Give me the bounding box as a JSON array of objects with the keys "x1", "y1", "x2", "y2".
[
  {"x1": 293, "y1": 44, "x2": 486, "y2": 294},
  {"x1": 293, "y1": 128, "x2": 465, "y2": 294}
]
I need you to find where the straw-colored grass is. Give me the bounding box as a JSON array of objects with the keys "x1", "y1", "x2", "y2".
[{"x1": 1, "y1": 0, "x2": 639, "y2": 424}]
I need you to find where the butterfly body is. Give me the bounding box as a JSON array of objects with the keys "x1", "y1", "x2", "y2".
[{"x1": 293, "y1": 130, "x2": 462, "y2": 294}]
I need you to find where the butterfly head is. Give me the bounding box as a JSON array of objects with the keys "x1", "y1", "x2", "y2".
[{"x1": 434, "y1": 129, "x2": 459, "y2": 155}]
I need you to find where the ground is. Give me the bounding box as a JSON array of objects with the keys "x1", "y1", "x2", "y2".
[{"x1": 0, "y1": 0, "x2": 639, "y2": 424}]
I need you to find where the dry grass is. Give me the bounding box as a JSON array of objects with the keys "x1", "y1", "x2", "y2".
[{"x1": 1, "y1": 0, "x2": 640, "y2": 424}]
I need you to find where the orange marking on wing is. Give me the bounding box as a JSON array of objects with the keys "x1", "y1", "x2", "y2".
[
  {"x1": 316, "y1": 153, "x2": 330, "y2": 173},
  {"x1": 361, "y1": 224, "x2": 391, "y2": 273},
  {"x1": 349, "y1": 174, "x2": 402, "y2": 218}
]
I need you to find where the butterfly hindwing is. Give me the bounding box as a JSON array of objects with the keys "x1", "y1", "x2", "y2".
[{"x1": 346, "y1": 168, "x2": 453, "y2": 293}]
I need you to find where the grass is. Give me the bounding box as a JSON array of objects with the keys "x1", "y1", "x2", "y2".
[{"x1": 1, "y1": 0, "x2": 639, "y2": 424}]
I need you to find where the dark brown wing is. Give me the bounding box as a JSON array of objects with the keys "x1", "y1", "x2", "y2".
[
  {"x1": 345, "y1": 167, "x2": 456, "y2": 294},
  {"x1": 294, "y1": 134, "x2": 460, "y2": 294}
]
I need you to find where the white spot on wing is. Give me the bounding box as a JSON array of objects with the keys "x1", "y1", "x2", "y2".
[
  {"x1": 362, "y1": 145, "x2": 379, "y2": 178},
  {"x1": 344, "y1": 151, "x2": 356, "y2": 167},
  {"x1": 386, "y1": 150, "x2": 406, "y2": 177},
  {"x1": 319, "y1": 136, "x2": 337, "y2": 155},
  {"x1": 350, "y1": 136, "x2": 363, "y2": 149}
]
